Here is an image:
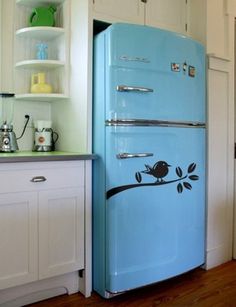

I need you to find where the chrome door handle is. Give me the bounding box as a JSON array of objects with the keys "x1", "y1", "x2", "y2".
[
  {"x1": 30, "y1": 176, "x2": 47, "y2": 183},
  {"x1": 116, "y1": 85, "x2": 154, "y2": 93},
  {"x1": 116, "y1": 153, "x2": 154, "y2": 159}
]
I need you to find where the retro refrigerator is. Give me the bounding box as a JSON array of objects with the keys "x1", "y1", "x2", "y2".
[{"x1": 93, "y1": 23, "x2": 206, "y2": 298}]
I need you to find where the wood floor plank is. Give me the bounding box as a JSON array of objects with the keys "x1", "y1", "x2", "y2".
[{"x1": 28, "y1": 261, "x2": 236, "y2": 306}]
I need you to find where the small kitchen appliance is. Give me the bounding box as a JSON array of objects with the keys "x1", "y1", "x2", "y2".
[
  {"x1": 34, "y1": 120, "x2": 58, "y2": 152},
  {"x1": 0, "y1": 93, "x2": 18, "y2": 152}
]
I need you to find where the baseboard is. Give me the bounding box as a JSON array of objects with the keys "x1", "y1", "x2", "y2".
[
  {"x1": 0, "y1": 272, "x2": 79, "y2": 307},
  {"x1": 206, "y1": 244, "x2": 231, "y2": 269}
]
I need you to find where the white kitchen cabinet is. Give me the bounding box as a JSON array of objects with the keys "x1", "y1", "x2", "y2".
[
  {"x1": 0, "y1": 161, "x2": 85, "y2": 291},
  {"x1": 0, "y1": 192, "x2": 38, "y2": 290},
  {"x1": 93, "y1": 0, "x2": 144, "y2": 24},
  {"x1": 145, "y1": 0, "x2": 187, "y2": 34},
  {"x1": 92, "y1": 0, "x2": 187, "y2": 35},
  {"x1": 39, "y1": 187, "x2": 84, "y2": 279},
  {"x1": 14, "y1": 0, "x2": 70, "y2": 102}
]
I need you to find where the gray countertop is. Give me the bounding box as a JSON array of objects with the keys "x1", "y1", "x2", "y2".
[{"x1": 0, "y1": 151, "x2": 97, "y2": 163}]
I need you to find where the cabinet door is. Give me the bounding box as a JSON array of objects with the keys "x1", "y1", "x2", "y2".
[
  {"x1": 38, "y1": 187, "x2": 84, "y2": 279},
  {"x1": 0, "y1": 192, "x2": 38, "y2": 290},
  {"x1": 93, "y1": 0, "x2": 145, "y2": 24},
  {"x1": 145, "y1": 0, "x2": 187, "y2": 34}
]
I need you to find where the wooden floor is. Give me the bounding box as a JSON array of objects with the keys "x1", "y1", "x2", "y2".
[{"x1": 29, "y1": 261, "x2": 236, "y2": 307}]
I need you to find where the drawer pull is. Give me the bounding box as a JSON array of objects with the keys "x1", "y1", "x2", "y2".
[{"x1": 31, "y1": 176, "x2": 47, "y2": 183}]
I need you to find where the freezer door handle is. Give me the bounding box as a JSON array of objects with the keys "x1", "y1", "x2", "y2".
[
  {"x1": 116, "y1": 152, "x2": 154, "y2": 159},
  {"x1": 116, "y1": 85, "x2": 154, "y2": 93}
]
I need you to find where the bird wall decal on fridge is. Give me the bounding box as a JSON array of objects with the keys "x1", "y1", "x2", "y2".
[
  {"x1": 106, "y1": 161, "x2": 199, "y2": 199},
  {"x1": 141, "y1": 161, "x2": 171, "y2": 182}
]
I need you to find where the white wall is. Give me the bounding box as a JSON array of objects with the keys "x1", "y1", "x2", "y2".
[
  {"x1": 205, "y1": 0, "x2": 235, "y2": 268},
  {"x1": 188, "y1": 0, "x2": 235, "y2": 269},
  {"x1": 1, "y1": 0, "x2": 51, "y2": 151},
  {"x1": 206, "y1": 57, "x2": 234, "y2": 268},
  {"x1": 1, "y1": 0, "x2": 14, "y2": 93},
  {"x1": 0, "y1": 0, "x2": 2, "y2": 92},
  {"x1": 51, "y1": 0, "x2": 93, "y2": 153}
]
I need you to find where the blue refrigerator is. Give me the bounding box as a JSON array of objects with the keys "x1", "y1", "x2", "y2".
[{"x1": 93, "y1": 23, "x2": 206, "y2": 298}]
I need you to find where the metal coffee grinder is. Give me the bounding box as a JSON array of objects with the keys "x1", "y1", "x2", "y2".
[{"x1": 0, "y1": 93, "x2": 18, "y2": 152}]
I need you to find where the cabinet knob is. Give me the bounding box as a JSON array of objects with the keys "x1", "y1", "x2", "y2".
[{"x1": 31, "y1": 176, "x2": 47, "y2": 183}]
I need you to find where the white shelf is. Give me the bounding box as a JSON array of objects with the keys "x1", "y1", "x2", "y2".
[
  {"x1": 14, "y1": 0, "x2": 69, "y2": 100},
  {"x1": 15, "y1": 60, "x2": 65, "y2": 69},
  {"x1": 16, "y1": 27, "x2": 65, "y2": 40},
  {"x1": 16, "y1": 0, "x2": 65, "y2": 7},
  {"x1": 15, "y1": 93, "x2": 69, "y2": 102}
]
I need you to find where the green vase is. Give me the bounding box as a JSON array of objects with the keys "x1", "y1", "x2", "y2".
[{"x1": 29, "y1": 6, "x2": 57, "y2": 27}]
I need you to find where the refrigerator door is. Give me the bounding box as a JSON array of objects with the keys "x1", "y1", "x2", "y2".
[
  {"x1": 102, "y1": 23, "x2": 205, "y2": 123},
  {"x1": 105, "y1": 125, "x2": 205, "y2": 293}
]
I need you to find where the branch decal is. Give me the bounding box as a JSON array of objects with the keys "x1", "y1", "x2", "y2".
[{"x1": 106, "y1": 161, "x2": 199, "y2": 199}]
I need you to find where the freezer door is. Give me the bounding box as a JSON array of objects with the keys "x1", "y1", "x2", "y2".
[
  {"x1": 104, "y1": 23, "x2": 205, "y2": 123},
  {"x1": 105, "y1": 126, "x2": 205, "y2": 293}
]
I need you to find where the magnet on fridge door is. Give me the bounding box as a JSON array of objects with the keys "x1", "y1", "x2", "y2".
[
  {"x1": 183, "y1": 62, "x2": 187, "y2": 74},
  {"x1": 188, "y1": 66, "x2": 196, "y2": 77},
  {"x1": 171, "y1": 63, "x2": 180, "y2": 72}
]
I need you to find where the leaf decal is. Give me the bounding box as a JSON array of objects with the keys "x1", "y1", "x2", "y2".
[
  {"x1": 177, "y1": 183, "x2": 183, "y2": 193},
  {"x1": 189, "y1": 175, "x2": 199, "y2": 181},
  {"x1": 135, "y1": 172, "x2": 142, "y2": 183},
  {"x1": 183, "y1": 182, "x2": 192, "y2": 190},
  {"x1": 188, "y1": 163, "x2": 196, "y2": 173},
  {"x1": 176, "y1": 167, "x2": 183, "y2": 177}
]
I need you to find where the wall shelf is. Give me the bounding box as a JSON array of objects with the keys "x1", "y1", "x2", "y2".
[
  {"x1": 16, "y1": 0, "x2": 65, "y2": 7},
  {"x1": 15, "y1": 93, "x2": 69, "y2": 102},
  {"x1": 15, "y1": 60, "x2": 65, "y2": 69},
  {"x1": 16, "y1": 27, "x2": 65, "y2": 40},
  {"x1": 14, "y1": 0, "x2": 70, "y2": 100}
]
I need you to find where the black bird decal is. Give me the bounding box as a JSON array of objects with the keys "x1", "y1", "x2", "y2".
[
  {"x1": 107, "y1": 161, "x2": 199, "y2": 199},
  {"x1": 141, "y1": 161, "x2": 171, "y2": 182}
]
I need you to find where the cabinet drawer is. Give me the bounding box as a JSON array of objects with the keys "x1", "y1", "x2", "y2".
[{"x1": 0, "y1": 161, "x2": 84, "y2": 193}]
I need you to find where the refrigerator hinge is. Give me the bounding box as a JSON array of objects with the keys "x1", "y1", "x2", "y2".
[{"x1": 141, "y1": 0, "x2": 147, "y2": 3}]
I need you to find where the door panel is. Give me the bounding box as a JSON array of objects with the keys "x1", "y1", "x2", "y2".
[
  {"x1": 105, "y1": 24, "x2": 205, "y2": 122},
  {"x1": 105, "y1": 126, "x2": 205, "y2": 292},
  {"x1": 93, "y1": 0, "x2": 144, "y2": 24},
  {"x1": 38, "y1": 188, "x2": 84, "y2": 279},
  {"x1": 145, "y1": 0, "x2": 187, "y2": 34},
  {"x1": 0, "y1": 192, "x2": 38, "y2": 290}
]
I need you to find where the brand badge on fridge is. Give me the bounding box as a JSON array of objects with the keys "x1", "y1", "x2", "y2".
[{"x1": 119, "y1": 55, "x2": 150, "y2": 63}]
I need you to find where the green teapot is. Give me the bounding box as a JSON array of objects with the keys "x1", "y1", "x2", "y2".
[{"x1": 29, "y1": 6, "x2": 56, "y2": 27}]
